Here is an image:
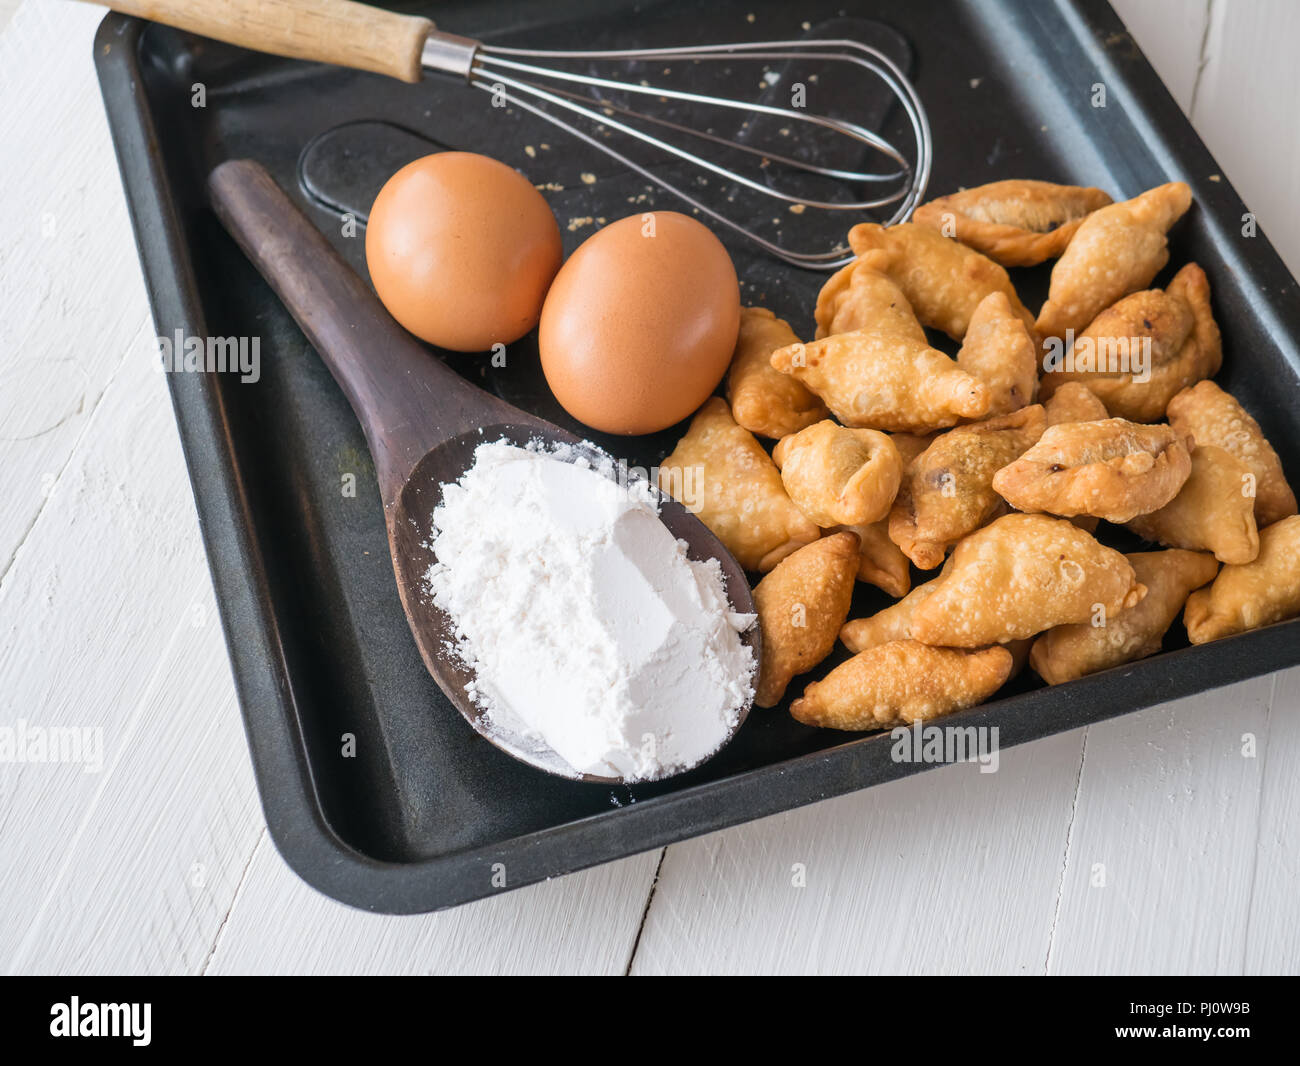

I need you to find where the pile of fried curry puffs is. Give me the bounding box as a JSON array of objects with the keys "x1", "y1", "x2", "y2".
[{"x1": 659, "y1": 178, "x2": 1300, "y2": 731}]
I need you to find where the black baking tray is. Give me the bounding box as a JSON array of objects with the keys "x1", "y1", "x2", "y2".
[{"x1": 95, "y1": 0, "x2": 1300, "y2": 913}]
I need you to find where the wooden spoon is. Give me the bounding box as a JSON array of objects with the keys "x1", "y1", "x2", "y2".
[{"x1": 206, "y1": 159, "x2": 759, "y2": 783}]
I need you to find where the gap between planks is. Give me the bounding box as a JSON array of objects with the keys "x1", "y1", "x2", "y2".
[{"x1": 1044, "y1": 727, "x2": 1091, "y2": 975}]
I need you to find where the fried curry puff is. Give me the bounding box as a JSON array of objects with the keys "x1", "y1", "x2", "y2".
[
  {"x1": 1040, "y1": 263, "x2": 1220, "y2": 422},
  {"x1": 1036, "y1": 181, "x2": 1193, "y2": 340},
  {"x1": 912, "y1": 179, "x2": 1113, "y2": 267},
  {"x1": 1030, "y1": 550, "x2": 1219, "y2": 684},
  {"x1": 727, "y1": 307, "x2": 828, "y2": 439},
  {"x1": 753, "y1": 534, "x2": 860, "y2": 707},
  {"x1": 992, "y1": 418, "x2": 1192, "y2": 524},
  {"x1": 889, "y1": 405, "x2": 1046, "y2": 569},
  {"x1": 908, "y1": 514, "x2": 1146, "y2": 646},
  {"x1": 658, "y1": 397, "x2": 819, "y2": 572},
  {"x1": 772, "y1": 421, "x2": 902, "y2": 528},
  {"x1": 790, "y1": 641, "x2": 1013, "y2": 730},
  {"x1": 845, "y1": 221, "x2": 1034, "y2": 340},
  {"x1": 650, "y1": 168, "x2": 1299, "y2": 739}
]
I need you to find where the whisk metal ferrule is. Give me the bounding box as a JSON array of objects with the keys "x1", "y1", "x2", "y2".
[{"x1": 420, "y1": 31, "x2": 481, "y2": 82}]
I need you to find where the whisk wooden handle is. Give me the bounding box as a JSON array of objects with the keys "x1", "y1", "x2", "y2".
[{"x1": 86, "y1": 0, "x2": 433, "y2": 83}]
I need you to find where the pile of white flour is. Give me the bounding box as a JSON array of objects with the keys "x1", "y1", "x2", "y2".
[{"x1": 425, "y1": 440, "x2": 756, "y2": 782}]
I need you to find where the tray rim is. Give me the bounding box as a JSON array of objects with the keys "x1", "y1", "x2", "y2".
[{"x1": 93, "y1": 0, "x2": 1300, "y2": 914}]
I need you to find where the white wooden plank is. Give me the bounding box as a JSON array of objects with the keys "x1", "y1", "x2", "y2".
[
  {"x1": 0, "y1": 0, "x2": 151, "y2": 585},
  {"x1": 1109, "y1": 0, "x2": 1211, "y2": 113},
  {"x1": 0, "y1": 330, "x2": 266, "y2": 974},
  {"x1": 1046, "y1": 675, "x2": 1275, "y2": 975},
  {"x1": 1112, "y1": 0, "x2": 1300, "y2": 281},
  {"x1": 205, "y1": 845, "x2": 661, "y2": 975},
  {"x1": 1244, "y1": 668, "x2": 1300, "y2": 975},
  {"x1": 1184, "y1": 0, "x2": 1300, "y2": 279},
  {"x1": 0, "y1": 0, "x2": 20, "y2": 34},
  {"x1": 0, "y1": 0, "x2": 262, "y2": 975},
  {"x1": 632, "y1": 730, "x2": 1086, "y2": 975}
]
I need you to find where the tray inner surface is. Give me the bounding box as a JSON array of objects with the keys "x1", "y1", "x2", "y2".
[{"x1": 131, "y1": 0, "x2": 1300, "y2": 865}]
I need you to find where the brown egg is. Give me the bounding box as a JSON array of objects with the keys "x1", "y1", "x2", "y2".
[
  {"x1": 365, "y1": 152, "x2": 562, "y2": 352},
  {"x1": 539, "y1": 211, "x2": 741, "y2": 435}
]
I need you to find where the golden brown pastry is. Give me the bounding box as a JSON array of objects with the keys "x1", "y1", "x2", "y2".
[
  {"x1": 845, "y1": 222, "x2": 1035, "y2": 339},
  {"x1": 840, "y1": 576, "x2": 942, "y2": 654},
  {"x1": 753, "y1": 533, "x2": 860, "y2": 707},
  {"x1": 657, "y1": 398, "x2": 819, "y2": 572},
  {"x1": 912, "y1": 180, "x2": 1113, "y2": 267},
  {"x1": 832, "y1": 519, "x2": 912, "y2": 598},
  {"x1": 772, "y1": 420, "x2": 902, "y2": 527},
  {"x1": 1004, "y1": 637, "x2": 1034, "y2": 680},
  {"x1": 1035, "y1": 182, "x2": 1194, "y2": 340},
  {"x1": 1040, "y1": 263, "x2": 1221, "y2": 422},
  {"x1": 890, "y1": 432, "x2": 935, "y2": 466},
  {"x1": 1126, "y1": 445, "x2": 1259, "y2": 564},
  {"x1": 726, "y1": 307, "x2": 829, "y2": 438},
  {"x1": 822, "y1": 427, "x2": 930, "y2": 598},
  {"x1": 909, "y1": 513, "x2": 1147, "y2": 646},
  {"x1": 1184, "y1": 515, "x2": 1300, "y2": 643},
  {"x1": 813, "y1": 259, "x2": 896, "y2": 339},
  {"x1": 1167, "y1": 380, "x2": 1298, "y2": 528},
  {"x1": 889, "y1": 405, "x2": 1047, "y2": 569},
  {"x1": 1043, "y1": 381, "x2": 1109, "y2": 425},
  {"x1": 1039, "y1": 384, "x2": 1107, "y2": 532},
  {"x1": 991, "y1": 418, "x2": 1192, "y2": 523},
  {"x1": 956, "y1": 291, "x2": 1040, "y2": 416},
  {"x1": 1030, "y1": 549, "x2": 1219, "y2": 683},
  {"x1": 790, "y1": 263, "x2": 991, "y2": 431},
  {"x1": 769, "y1": 328, "x2": 990, "y2": 433},
  {"x1": 790, "y1": 640, "x2": 1013, "y2": 730}
]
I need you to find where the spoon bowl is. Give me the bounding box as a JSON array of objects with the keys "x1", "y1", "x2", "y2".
[
  {"x1": 394, "y1": 423, "x2": 759, "y2": 783},
  {"x1": 208, "y1": 159, "x2": 759, "y2": 784}
]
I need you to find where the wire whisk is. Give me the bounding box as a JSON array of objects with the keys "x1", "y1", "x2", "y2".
[
  {"x1": 422, "y1": 32, "x2": 932, "y2": 270},
  {"x1": 92, "y1": 1, "x2": 930, "y2": 269}
]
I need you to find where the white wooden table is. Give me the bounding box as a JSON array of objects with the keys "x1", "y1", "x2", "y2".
[{"x1": 2, "y1": 0, "x2": 1296, "y2": 976}]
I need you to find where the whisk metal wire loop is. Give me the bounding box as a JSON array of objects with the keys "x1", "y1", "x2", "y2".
[{"x1": 421, "y1": 33, "x2": 932, "y2": 270}]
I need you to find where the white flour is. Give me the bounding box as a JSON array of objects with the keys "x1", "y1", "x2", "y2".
[{"x1": 425, "y1": 440, "x2": 756, "y2": 782}]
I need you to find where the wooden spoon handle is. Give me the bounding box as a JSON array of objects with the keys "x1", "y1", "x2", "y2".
[
  {"x1": 207, "y1": 159, "x2": 502, "y2": 497},
  {"x1": 86, "y1": 0, "x2": 432, "y2": 82}
]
